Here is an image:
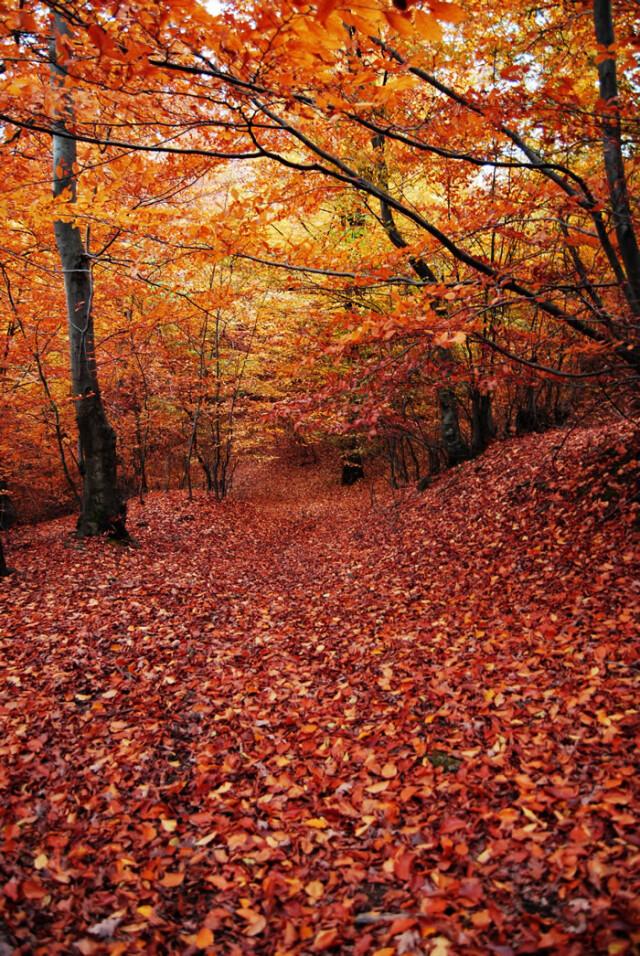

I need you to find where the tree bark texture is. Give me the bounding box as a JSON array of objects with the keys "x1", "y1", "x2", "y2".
[
  {"x1": 341, "y1": 437, "x2": 364, "y2": 485},
  {"x1": 438, "y1": 387, "x2": 470, "y2": 467},
  {"x1": 51, "y1": 14, "x2": 126, "y2": 538},
  {"x1": 0, "y1": 536, "x2": 12, "y2": 577},
  {"x1": 593, "y1": 0, "x2": 640, "y2": 318},
  {"x1": 470, "y1": 388, "x2": 496, "y2": 457}
]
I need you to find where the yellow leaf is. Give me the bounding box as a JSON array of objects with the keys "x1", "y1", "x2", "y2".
[
  {"x1": 4, "y1": 77, "x2": 33, "y2": 96},
  {"x1": 381, "y1": 762, "x2": 398, "y2": 778},
  {"x1": 137, "y1": 906, "x2": 154, "y2": 918},
  {"x1": 304, "y1": 817, "x2": 329, "y2": 829},
  {"x1": 608, "y1": 943, "x2": 628, "y2": 955},
  {"x1": 161, "y1": 818, "x2": 177, "y2": 832},
  {"x1": 431, "y1": 937, "x2": 452, "y2": 956},
  {"x1": 34, "y1": 853, "x2": 48, "y2": 870},
  {"x1": 213, "y1": 781, "x2": 232, "y2": 794},
  {"x1": 305, "y1": 880, "x2": 324, "y2": 900}
]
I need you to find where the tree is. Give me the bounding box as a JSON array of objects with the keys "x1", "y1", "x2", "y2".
[
  {"x1": 0, "y1": 537, "x2": 10, "y2": 576},
  {"x1": 0, "y1": 0, "x2": 637, "y2": 514},
  {"x1": 126, "y1": 0, "x2": 636, "y2": 380},
  {"x1": 50, "y1": 12, "x2": 126, "y2": 536}
]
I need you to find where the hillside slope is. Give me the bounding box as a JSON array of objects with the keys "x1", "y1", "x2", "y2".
[{"x1": 1, "y1": 424, "x2": 639, "y2": 955}]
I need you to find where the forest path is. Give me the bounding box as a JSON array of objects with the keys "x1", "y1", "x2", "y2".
[{"x1": 1, "y1": 427, "x2": 639, "y2": 954}]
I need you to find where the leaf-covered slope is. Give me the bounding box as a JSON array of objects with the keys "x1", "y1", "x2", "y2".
[{"x1": 1, "y1": 425, "x2": 639, "y2": 955}]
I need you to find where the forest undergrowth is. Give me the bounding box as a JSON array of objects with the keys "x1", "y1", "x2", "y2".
[{"x1": 1, "y1": 424, "x2": 639, "y2": 955}]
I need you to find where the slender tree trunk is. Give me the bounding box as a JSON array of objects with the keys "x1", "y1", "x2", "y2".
[
  {"x1": 515, "y1": 385, "x2": 540, "y2": 435},
  {"x1": 50, "y1": 14, "x2": 126, "y2": 538},
  {"x1": 438, "y1": 387, "x2": 470, "y2": 467},
  {"x1": 32, "y1": 348, "x2": 80, "y2": 503},
  {"x1": 593, "y1": 0, "x2": 640, "y2": 317},
  {"x1": 0, "y1": 482, "x2": 16, "y2": 530},
  {"x1": 470, "y1": 387, "x2": 496, "y2": 457},
  {"x1": 0, "y1": 537, "x2": 12, "y2": 577},
  {"x1": 341, "y1": 438, "x2": 364, "y2": 485},
  {"x1": 133, "y1": 407, "x2": 149, "y2": 500}
]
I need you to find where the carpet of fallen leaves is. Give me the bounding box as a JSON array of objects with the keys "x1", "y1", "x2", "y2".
[{"x1": 1, "y1": 424, "x2": 639, "y2": 956}]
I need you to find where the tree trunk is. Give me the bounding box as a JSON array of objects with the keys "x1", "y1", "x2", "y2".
[
  {"x1": 470, "y1": 387, "x2": 496, "y2": 457},
  {"x1": 593, "y1": 0, "x2": 640, "y2": 317},
  {"x1": 438, "y1": 388, "x2": 470, "y2": 467},
  {"x1": 51, "y1": 14, "x2": 126, "y2": 538},
  {"x1": 341, "y1": 439, "x2": 364, "y2": 485},
  {"x1": 0, "y1": 483, "x2": 16, "y2": 530},
  {"x1": 0, "y1": 537, "x2": 12, "y2": 577},
  {"x1": 515, "y1": 385, "x2": 540, "y2": 435}
]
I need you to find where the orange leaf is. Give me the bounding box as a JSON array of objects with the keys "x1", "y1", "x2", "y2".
[
  {"x1": 139, "y1": 823, "x2": 157, "y2": 845},
  {"x1": 22, "y1": 880, "x2": 46, "y2": 900},
  {"x1": 161, "y1": 871, "x2": 184, "y2": 887},
  {"x1": 86, "y1": 23, "x2": 127, "y2": 61},
  {"x1": 245, "y1": 914, "x2": 267, "y2": 936},
  {"x1": 429, "y1": 0, "x2": 465, "y2": 23},
  {"x1": 389, "y1": 916, "x2": 417, "y2": 935},
  {"x1": 18, "y1": 10, "x2": 37, "y2": 32},
  {"x1": 413, "y1": 10, "x2": 443, "y2": 41},
  {"x1": 384, "y1": 10, "x2": 415, "y2": 37},
  {"x1": 394, "y1": 849, "x2": 415, "y2": 881},
  {"x1": 471, "y1": 909, "x2": 491, "y2": 928},
  {"x1": 195, "y1": 926, "x2": 214, "y2": 949},
  {"x1": 315, "y1": 0, "x2": 340, "y2": 25},
  {"x1": 313, "y1": 928, "x2": 339, "y2": 950},
  {"x1": 3, "y1": 880, "x2": 19, "y2": 901},
  {"x1": 367, "y1": 780, "x2": 389, "y2": 794}
]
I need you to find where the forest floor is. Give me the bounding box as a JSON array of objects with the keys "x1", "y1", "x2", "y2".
[{"x1": 1, "y1": 424, "x2": 639, "y2": 956}]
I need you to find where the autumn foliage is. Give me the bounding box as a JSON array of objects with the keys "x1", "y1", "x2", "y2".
[
  {"x1": 2, "y1": 425, "x2": 640, "y2": 953},
  {"x1": 0, "y1": 0, "x2": 639, "y2": 518},
  {"x1": 0, "y1": 0, "x2": 639, "y2": 951}
]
